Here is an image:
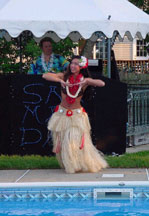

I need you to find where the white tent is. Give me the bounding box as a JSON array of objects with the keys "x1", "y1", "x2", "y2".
[
  {"x1": 0, "y1": 0, "x2": 148, "y2": 40},
  {"x1": 0, "y1": 0, "x2": 149, "y2": 76},
  {"x1": 0, "y1": 0, "x2": 10, "y2": 10}
]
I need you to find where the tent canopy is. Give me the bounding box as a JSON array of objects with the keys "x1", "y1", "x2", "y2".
[
  {"x1": 0, "y1": 0, "x2": 10, "y2": 10},
  {"x1": 0, "y1": 0, "x2": 148, "y2": 42}
]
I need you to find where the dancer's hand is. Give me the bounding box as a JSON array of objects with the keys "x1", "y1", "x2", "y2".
[
  {"x1": 60, "y1": 80, "x2": 73, "y2": 88},
  {"x1": 69, "y1": 78, "x2": 89, "y2": 88}
]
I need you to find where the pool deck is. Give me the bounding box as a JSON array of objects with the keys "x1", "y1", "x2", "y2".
[{"x1": 0, "y1": 144, "x2": 148, "y2": 184}]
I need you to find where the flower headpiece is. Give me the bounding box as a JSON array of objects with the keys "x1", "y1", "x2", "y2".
[{"x1": 79, "y1": 56, "x2": 88, "y2": 69}]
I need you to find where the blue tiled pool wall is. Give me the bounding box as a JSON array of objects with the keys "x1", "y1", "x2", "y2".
[{"x1": 0, "y1": 185, "x2": 149, "y2": 200}]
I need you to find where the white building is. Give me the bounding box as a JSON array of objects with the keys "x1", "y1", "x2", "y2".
[
  {"x1": 93, "y1": 37, "x2": 149, "y2": 61},
  {"x1": 113, "y1": 37, "x2": 149, "y2": 61}
]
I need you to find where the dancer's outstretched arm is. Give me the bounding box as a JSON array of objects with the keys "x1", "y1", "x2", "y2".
[
  {"x1": 79, "y1": 78, "x2": 105, "y2": 87},
  {"x1": 42, "y1": 72, "x2": 64, "y2": 83},
  {"x1": 42, "y1": 72, "x2": 70, "y2": 88}
]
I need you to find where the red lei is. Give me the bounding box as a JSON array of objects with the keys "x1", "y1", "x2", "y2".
[{"x1": 66, "y1": 74, "x2": 83, "y2": 104}]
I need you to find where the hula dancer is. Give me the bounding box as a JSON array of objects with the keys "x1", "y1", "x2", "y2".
[{"x1": 42, "y1": 56, "x2": 108, "y2": 173}]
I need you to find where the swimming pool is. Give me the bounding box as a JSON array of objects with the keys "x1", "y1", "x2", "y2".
[
  {"x1": 0, "y1": 198, "x2": 149, "y2": 216},
  {"x1": 0, "y1": 182, "x2": 149, "y2": 216}
]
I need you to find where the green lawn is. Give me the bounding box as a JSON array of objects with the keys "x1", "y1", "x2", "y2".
[
  {"x1": 105, "y1": 151, "x2": 149, "y2": 168},
  {"x1": 0, "y1": 151, "x2": 149, "y2": 169}
]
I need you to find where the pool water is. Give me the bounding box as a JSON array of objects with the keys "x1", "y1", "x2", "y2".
[{"x1": 0, "y1": 198, "x2": 149, "y2": 216}]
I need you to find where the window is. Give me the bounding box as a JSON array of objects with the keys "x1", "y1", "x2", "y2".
[
  {"x1": 136, "y1": 40, "x2": 147, "y2": 57},
  {"x1": 95, "y1": 38, "x2": 108, "y2": 60}
]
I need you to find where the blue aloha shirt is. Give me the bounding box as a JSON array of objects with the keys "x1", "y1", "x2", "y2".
[{"x1": 28, "y1": 53, "x2": 69, "y2": 74}]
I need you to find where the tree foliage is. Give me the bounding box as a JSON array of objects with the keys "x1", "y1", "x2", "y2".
[
  {"x1": 129, "y1": 0, "x2": 149, "y2": 14},
  {"x1": 0, "y1": 38, "x2": 20, "y2": 73},
  {"x1": 129, "y1": 0, "x2": 144, "y2": 7}
]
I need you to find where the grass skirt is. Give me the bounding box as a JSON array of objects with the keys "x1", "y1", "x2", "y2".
[{"x1": 47, "y1": 105, "x2": 108, "y2": 173}]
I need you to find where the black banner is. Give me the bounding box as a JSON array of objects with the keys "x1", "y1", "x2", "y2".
[{"x1": 0, "y1": 74, "x2": 127, "y2": 155}]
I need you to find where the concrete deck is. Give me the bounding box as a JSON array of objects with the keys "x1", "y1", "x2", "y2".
[
  {"x1": 0, "y1": 168, "x2": 148, "y2": 183},
  {"x1": 0, "y1": 144, "x2": 148, "y2": 184}
]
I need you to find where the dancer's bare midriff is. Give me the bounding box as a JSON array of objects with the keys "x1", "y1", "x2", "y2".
[{"x1": 60, "y1": 92, "x2": 82, "y2": 109}]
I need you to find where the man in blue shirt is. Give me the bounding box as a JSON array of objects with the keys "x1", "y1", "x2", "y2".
[{"x1": 28, "y1": 37, "x2": 69, "y2": 74}]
